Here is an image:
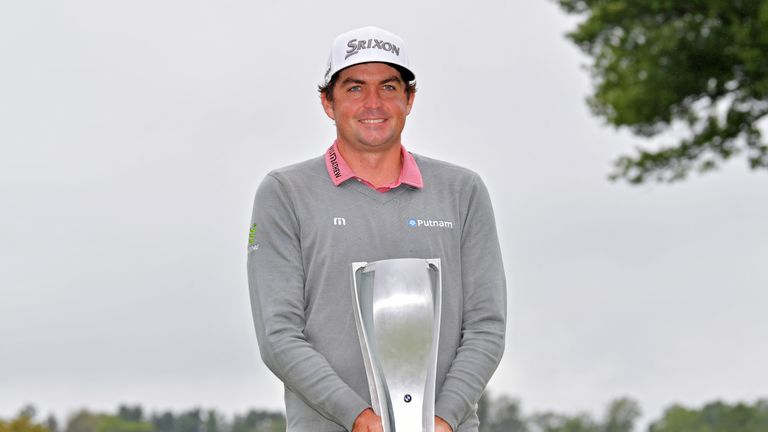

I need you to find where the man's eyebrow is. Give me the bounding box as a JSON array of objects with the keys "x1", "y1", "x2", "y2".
[
  {"x1": 379, "y1": 76, "x2": 403, "y2": 85},
  {"x1": 340, "y1": 77, "x2": 365, "y2": 86},
  {"x1": 340, "y1": 75, "x2": 403, "y2": 86}
]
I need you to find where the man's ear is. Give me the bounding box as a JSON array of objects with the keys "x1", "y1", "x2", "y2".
[
  {"x1": 320, "y1": 92, "x2": 335, "y2": 120},
  {"x1": 405, "y1": 90, "x2": 415, "y2": 116}
]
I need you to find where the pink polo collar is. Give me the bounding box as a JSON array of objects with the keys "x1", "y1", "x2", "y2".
[{"x1": 325, "y1": 141, "x2": 424, "y2": 192}]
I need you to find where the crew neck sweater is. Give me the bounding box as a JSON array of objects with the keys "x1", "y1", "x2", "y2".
[{"x1": 247, "y1": 153, "x2": 506, "y2": 432}]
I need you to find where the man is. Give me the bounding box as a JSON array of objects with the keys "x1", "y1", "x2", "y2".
[{"x1": 247, "y1": 26, "x2": 506, "y2": 432}]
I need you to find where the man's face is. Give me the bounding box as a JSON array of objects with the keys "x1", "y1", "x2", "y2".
[{"x1": 321, "y1": 62, "x2": 415, "y2": 152}]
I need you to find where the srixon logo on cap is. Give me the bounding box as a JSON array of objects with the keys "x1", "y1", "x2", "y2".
[{"x1": 345, "y1": 38, "x2": 400, "y2": 60}]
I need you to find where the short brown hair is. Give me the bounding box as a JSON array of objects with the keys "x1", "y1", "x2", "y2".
[{"x1": 318, "y1": 64, "x2": 417, "y2": 102}]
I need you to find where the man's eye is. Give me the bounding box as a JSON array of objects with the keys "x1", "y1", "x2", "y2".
[
  {"x1": 348, "y1": 85, "x2": 362, "y2": 92},
  {"x1": 383, "y1": 85, "x2": 396, "y2": 91}
]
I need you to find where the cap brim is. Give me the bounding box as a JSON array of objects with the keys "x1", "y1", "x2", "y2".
[{"x1": 329, "y1": 61, "x2": 415, "y2": 85}]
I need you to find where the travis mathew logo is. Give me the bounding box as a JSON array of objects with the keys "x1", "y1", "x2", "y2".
[
  {"x1": 328, "y1": 148, "x2": 342, "y2": 179},
  {"x1": 345, "y1": 38, "x2": 401, "y2": 60},
  {"x1": 408, "y1": 218, "x2": 454, "y2": 229},
  {"x1": 247, "y1": 223, "x2": 260, "y2": 252}
]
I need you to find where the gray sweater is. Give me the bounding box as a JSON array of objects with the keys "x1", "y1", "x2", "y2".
[{"x1": 247, "y1": 153, "x2": 506, "y2": 431}]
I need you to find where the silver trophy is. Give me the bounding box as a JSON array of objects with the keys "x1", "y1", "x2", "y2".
[{"x1": 351, "y1": 258, "x2": 442, "y2": 432}]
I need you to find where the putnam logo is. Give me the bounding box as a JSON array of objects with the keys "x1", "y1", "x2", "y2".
[
  {"x1": 345, "y1": 38, "x2": 400, "y2": 60},
  {"x1": 408, "y1": 218, "x2": 454, "y2": 229}
]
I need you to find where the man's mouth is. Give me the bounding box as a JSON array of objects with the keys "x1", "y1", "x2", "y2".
[{"x1": 359, "y1": 119, "x2": 386, "y2": 124}]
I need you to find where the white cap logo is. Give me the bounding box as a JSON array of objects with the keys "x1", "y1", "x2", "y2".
[
  {"x1": 323, "y1": 26, "x2": 414, "y2": 85},
  {"x1": 344, "y1": 38, "x2": 401, "y2": 60}
]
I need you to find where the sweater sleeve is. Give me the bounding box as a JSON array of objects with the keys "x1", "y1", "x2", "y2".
[
  {"x1": 435, "y1": 175, "x2": 507, "y2": 430},
  {"x1": 247, "y1": 173, "x2": 369, "y2": 431}
]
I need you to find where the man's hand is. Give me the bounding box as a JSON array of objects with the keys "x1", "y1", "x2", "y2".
[
  {"x1": 435, "y1": 416, "x2": 453, "y2": 432},
  {"x1": 352, "y1": 410, "x2": 451, "y2": 432},
  {"x1": 352, "y1": 408, "x2": 383, "y2": 432}
]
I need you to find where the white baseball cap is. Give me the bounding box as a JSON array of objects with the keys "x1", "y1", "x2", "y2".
[{"x1": 323, "y1": 26, "x2": 415, "y2": 86}]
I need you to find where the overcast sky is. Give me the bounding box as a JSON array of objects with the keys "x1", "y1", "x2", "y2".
[{"x1": 2, "y1": 1, "x2": 767, "y2": 429}]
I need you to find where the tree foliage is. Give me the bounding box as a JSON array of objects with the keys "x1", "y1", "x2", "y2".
[
  {"x1": 529, "y1": 412, "x2": 599, "y2": 432},
  {"x1": 230, "y1": 410, "x2": 285, "y2": 432},
  {"x1": 58, "y1": 406, "x2": 283, "y2": 432},
  {"x1": 479, "y1": 393, "x2": 529, "y2": 432},
  {"x1": 601, "y1": 397, "x2": 641, "y2": 432},
  {"x1": 556, "y1": 0, "x2": 768, "y2": 183},
  {"x1": 66, "y1": 410, "x2": 152, "y2": 432},
  {"x1": 0, "y1": 409, "x2": 50, "y2": 432},
  {"x1": 479, "y1": 394, "x2": 639, "y2": 432},
  {"x1": 650, "y1": 400, "x2": 768, "y2": 432},
  {"x1": 6, "y1": 397, "x2": 768, "y2": 432}
]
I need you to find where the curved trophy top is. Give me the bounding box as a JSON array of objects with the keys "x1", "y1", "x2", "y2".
[{"x1": 351, "y1": 258, "x2": 441, "y2": 432}]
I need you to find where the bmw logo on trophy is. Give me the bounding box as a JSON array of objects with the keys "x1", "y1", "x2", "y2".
[{"x1": 351, "y1": 258, "x2": 442, "y2": 432}]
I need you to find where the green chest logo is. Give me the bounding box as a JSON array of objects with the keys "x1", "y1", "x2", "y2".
[{"x1": 248, "y1": 223, "x2": 258, "y2": 246}]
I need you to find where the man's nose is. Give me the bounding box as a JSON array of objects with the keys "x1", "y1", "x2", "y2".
[{"x1": 363, "y1": 88, "x2": 383, "y2": 108}]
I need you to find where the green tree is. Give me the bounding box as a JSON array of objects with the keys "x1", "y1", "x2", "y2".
[
  {"x1": 94, "y1": 417, "x2": 152, "y2": 432},
  {"x1": 231, "y1": 410, "x2": 285, "y2": 432},
  {"x1": 556, "y1": 0, "x2": 768, "y2": 183},
  {"x1": 529, "y1": 412, "x2": 599, "y2": 432},
  {"x1": 650, "y1": 399, "x2": 768, "y2": 432},
  {"x1": 173, "y1": 410, "x2": 201, "y2": 432},
  {"x1": 1, "y1": 408, "x2": 50, "y2": 432},
  {"x1": 65, "y1": 411, "x2": 100, "y2": 432},
  {"x1": 44, "y1": 415, "x2": 58, "y2": 432},
  {"x1": 116, "y1": 407, "x2": 143, "y2": 424},
  {"x1": 488, "y1": 396, "x2": 528, "y2": 432},
  {"x1": 203, "y1": 411, "x2": 219, "y2": 432},
  {"x1": 478, "y1": 392, "x2": 491, "y2": 431},
  {"x1": 65, "y1": 410, "x2": 151, "y2": 432},
  {"x1": 600, "y1": 397, "x2": 640, "y2": 432},
  {"x1": 149, "y1": 412, "x2": 174, "y2": 432}
]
